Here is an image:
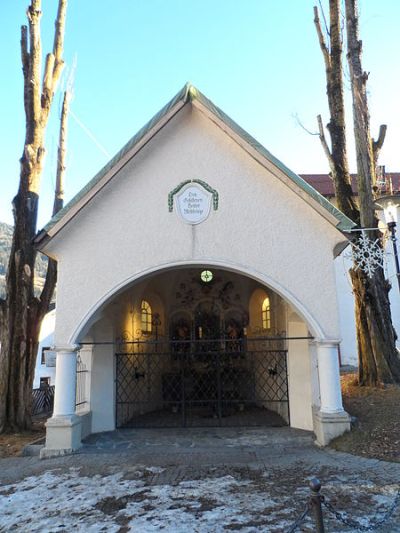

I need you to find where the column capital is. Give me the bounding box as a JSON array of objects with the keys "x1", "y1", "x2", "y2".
[
  {"x1": 52, "y1": 344, "x2": 80, "y2": 353},
  {"x1": 311, "y1": 339, "x2": 341, "y2": 348}
]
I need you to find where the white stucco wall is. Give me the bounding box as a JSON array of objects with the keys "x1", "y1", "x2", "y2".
[
  {"x1": 334, "y1": 253, "x2": 357, "y2": 366},
  {"x1": 33, "y1": 309, "x2": 56, "y2": 388},
  {"x1": 44, "y1": 105, "x2": 345, "y2": 347},
  {"x1": 88, "y1": 318, "x2": 115, "y2": 433},
  {"x1": 287, "y1": 312, "x2": 313, "y2": 431}
]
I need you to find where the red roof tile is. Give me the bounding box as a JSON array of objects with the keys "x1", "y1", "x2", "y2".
[{"x1": 300, "y1": 173, "x2": 400, "y2": 197}]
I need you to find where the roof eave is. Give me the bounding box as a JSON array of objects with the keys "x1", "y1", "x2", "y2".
[
  {"x1": 36, "y1": 83, "x2": 356, "y2": 250},
  {"x1": 190, "y1": 95, "x2": 355, "y2": 234},
  {"x1": 37, "y1": 84, "x2": 192, "y2": 246}
]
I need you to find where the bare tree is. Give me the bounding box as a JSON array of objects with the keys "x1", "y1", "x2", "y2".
[
  {"x1": 314, "y1": 0, "x2": 400, "y2": 385},
  {"x1": 0, "y1": 0, "x2": 68, "y2": 432}
]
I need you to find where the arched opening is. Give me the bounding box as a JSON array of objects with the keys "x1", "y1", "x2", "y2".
[{"x1": 81, "y1": 266, "x2": 315, "y2": 431}]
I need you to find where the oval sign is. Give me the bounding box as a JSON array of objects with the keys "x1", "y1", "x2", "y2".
[{"x1": 176, "y1": 184, "x2": 212, "y2": 225}]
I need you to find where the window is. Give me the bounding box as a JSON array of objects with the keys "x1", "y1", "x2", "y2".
[
  {"x1": 40, "y1": 376, "x2": 50, "y2": 389},
  {"x1": 41, "y1": 346, "x2": 51, "y2": 365},
  {"x1": 141, "y1": 300, "x2": 152, "y2": 334},
  {"x1": 262, "y1": 297, "x2": 271, "y2": 330}
]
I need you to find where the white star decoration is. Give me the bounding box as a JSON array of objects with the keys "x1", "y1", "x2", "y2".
[{"x1": 346, "y1": 232, "x2": 386, "y2": 278}]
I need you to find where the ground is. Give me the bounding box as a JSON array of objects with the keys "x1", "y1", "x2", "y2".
[
  {"x1": 1, "y1": 428, "x2": 400, "y2": 532},
  {"x1": 0, "y1": 418, "x2": 45, "y2": 459},
  {"x1": 330, "y1": 373, "x2": 400, "y2": 462},
  {"x1": 0, "y1": 379, "x2": 400, "y2": 531}
]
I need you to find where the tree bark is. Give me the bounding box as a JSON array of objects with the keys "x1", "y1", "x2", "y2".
[
  {"x1": 345, "y1": 0, "x2": 375, "y2": 228},
  {"x1": 314, "y1": 3, "x2": 358, "y2": 223},
  {"x1": 351, "y1": 267, "x2": 400, "y2": 384},
  {"x1": 40, "y1": 89, "x2": 70, "y2": 318},
  {"x1": 344, "y1": 0, "x2": 400, "y2": 385},
  {"x1": 0, "y1": 0, "x2": 67, "y2": 432},
  {"x1": 314, "y1": 0, "x2": 400, "y2": 385}
]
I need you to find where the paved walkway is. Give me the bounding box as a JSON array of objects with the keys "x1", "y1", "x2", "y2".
[
  {"x1": 1, "y1": 427, "x2": 400, "y2": 531},
  {"x1": 82, "y1": 426, "x2": 315, "y2": 461}
]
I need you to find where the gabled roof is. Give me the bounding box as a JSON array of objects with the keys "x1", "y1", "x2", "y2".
[{"x1": 35, "y1": 83, "x2": 356, "y2": 247}]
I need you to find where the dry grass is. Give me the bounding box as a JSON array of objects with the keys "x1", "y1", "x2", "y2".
[
  {"x1": 0, "y1": 418, "x2": 46, "y2": 458},
  {"x1": 330, "y1": 373, "x2": 400, "y2": 462}
]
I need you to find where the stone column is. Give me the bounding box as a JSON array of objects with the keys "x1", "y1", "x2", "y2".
[
  {"x1": 313, "y1": 340, "x2": 351, "y2": 446},
  {"x1": 40, "y1": 345, "x2": 82, "y2": 459},
  {"x1": 53, "y1": 347, "x2": 78, "y2": 416},
  {"x1": 317, "y1": 341, "x2": 343, "y2": 413}
]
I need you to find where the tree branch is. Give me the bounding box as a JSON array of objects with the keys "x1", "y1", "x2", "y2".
[
  {"x1": 54, "y1": 90, "x2": 70, "y2": 213},
  {"x1": 314, "y1": 5, "x2": 331, "y2": 71},
  {"x1": 51, "y1": 0, "x2": 67, "y2": 82},
  {"x1": 41, "y1": 53, "x2": 55, "y2": 114},
  {"x1": 26, "y1": 0, "x2": 42, "y2": 132},
  {"x1": 317, "y1": 114, "x2": 335, "y2": 173},
  {"x1": 38, "y1": 259, "x2": 57, "y2": 319},
  {"x1": 373, "y1": 124, "x2": 387, "y2": 166},
  {"x1": 293, "y1": 113, "x2": 319, "y2": 136},
  {"x1": 345, "y1": 0, "x2": 376, "y2": 228},
  {"x1": 20, "y1": 25, "x2": 31, "y2": 143},
  {"x1": 20, "y1": 26, "x2": 29, "y2": 79},
  {"x1": 38, "y1": 89, "x2": 69, "y2": 317},
  {"x1": 41, "y1": 0, "x2": 67, "y2": 122},
  {"x1": 318, "y1": 0, "x2": 330, "y2": 38}
]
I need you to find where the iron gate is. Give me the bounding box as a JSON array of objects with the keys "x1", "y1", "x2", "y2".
[{"x1": 115, "y1": 337, "x2": 289, "y2": 428}]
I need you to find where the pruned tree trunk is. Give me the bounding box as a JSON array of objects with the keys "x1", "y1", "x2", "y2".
[
  {"x1": 314, "y1": 3, "x2": 358, "y2": 224},
  {"x1": 0, "y1": 0, "x2": 68, "y2": 432},
  {"x1": 350, "y1": 268, "x2": 400, "y2": 384},
  {"x1": 314, "y1": 0, "x2": 400, "y2": 386},
  {"x1": 344, "y1": 0, "x2": 400, "y2": 385},
  {"x1": 41, "y1": 89, "x2": 70, "y2": 316}
]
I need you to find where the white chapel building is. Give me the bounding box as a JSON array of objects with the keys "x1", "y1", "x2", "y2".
[{"x1": 35, "y1": 84, "x2": 354, "y2": 457}]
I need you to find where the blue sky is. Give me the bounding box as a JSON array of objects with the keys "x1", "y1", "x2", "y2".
[{"x1": 1, "y1": 0, "x2": 400, "y2": 227}]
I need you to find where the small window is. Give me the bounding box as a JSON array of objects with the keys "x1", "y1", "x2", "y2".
[
  {"x1": 262, "y1": 297, "x2": 271, "y2": 330},
  {"x1": 40, "y1": 377, "x2": 50, "y2": 389},
  {"x1": 141, "y1": 300, "x2": 152, "y2": 334},
  {"x1": 41, "y1": 346, "x2": 51, "y2": 365}
]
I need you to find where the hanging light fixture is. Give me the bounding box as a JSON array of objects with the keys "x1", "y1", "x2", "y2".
[{"x1": 200, "y1": 270, "x2": 213, "y2": 283}]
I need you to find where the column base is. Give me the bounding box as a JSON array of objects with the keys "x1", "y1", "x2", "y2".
[
  {"x1": 40, "y1": 414, "x2": 82, "y2": 459},
  {"x1": 313, "y1": 408, "x2": 351, "y2": 446}
]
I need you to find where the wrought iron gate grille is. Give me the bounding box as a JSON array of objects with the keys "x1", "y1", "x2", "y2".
[{"x1": 115, "y1": 337, "x2": 289, "y2": 428}]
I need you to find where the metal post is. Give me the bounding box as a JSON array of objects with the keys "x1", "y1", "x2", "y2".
[
  {"x1": 180, "y1": 352, "x2": 186, "y2": 428},
  {"x1": 388, "y1": 221, "x2": 400, "y2": 291},
  {"x1": 216, "y1": 348, "x2": 222, "y2": 423},
  {"x1": 309, "y1": 478, "x2": 325, "y2": 533}
]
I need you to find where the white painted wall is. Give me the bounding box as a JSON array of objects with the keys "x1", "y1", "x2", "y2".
[
  {"x1": 287, "y1": 311, "x2": 313, "y2": 431},
  {"x1": 33, "y1": 309, "x2": 56, "y2": 388},
  {"x1": 44, "y1": 105, "x2": 346, "y2": 348},
  {"x1": 334, "y1": 253, "x2": 357, "y2": 366},
  {"x1": 89, "y1": 318, "x2": 115, "y2": 433}
]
